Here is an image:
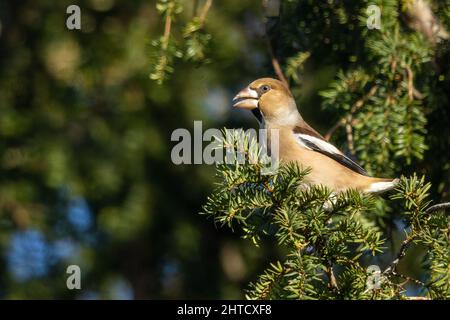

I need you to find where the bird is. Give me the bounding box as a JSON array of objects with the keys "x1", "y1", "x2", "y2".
[{"x1": 232, "y1": 77, "x2": 398, "y2": 193}]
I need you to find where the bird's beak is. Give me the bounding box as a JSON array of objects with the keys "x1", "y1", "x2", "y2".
[{"x1": 232, "y1": 87, "x2": 259, "y2": 109}]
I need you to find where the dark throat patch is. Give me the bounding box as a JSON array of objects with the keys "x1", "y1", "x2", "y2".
[{"x1": 251, "y1": 108, "x2": 263, "y2": 123}]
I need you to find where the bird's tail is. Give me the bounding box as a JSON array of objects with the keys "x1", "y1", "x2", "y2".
[{"x1": 364, "y1": 178, "x2": 400, "y2": 194}]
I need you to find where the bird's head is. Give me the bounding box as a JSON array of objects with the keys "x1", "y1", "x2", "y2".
[{"x1": 232, "y1": 78, "x2": 300, "y2": 124}]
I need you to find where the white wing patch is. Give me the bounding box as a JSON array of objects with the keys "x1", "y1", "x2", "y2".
[
  {"x1": 294, "y1": 133, "x2": 342, "y2": 155},
  {"x1": 294, "y1": 132, "x2": 368, "y2": 176}
]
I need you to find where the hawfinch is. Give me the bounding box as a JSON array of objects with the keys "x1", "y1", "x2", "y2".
[{"x1": 232, "y1": 78, "x2": 397, "y2": 193}]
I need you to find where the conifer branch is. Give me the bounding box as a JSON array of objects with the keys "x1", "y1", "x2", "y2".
[
  {"x1": 383, "y1": 235, "x2": 415, "y2": 276},
  {"x1": 324, "y1": 85, "x2": 378, "y2": 141}
]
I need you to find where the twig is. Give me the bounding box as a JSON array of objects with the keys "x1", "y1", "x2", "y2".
[
  {"x1": 384, "y1": 237, "x2": 426, "y2": 290},
  {"x1": 391, "y1": 270, "x2": 426, "y2": 287},
  {"x1": 327, "y1": 266, "x2": 339, "y2": 292},
  {"x1": 383, "y1": 235, "x2": 426, "y2": 289},
  {"x1": 383, "y1": 235, "x2": 414, "y2": 276},
  {"x1": 162, "y1": 3, "x2": 174, "y2": 50},
  {"x1": 413, "y1": 87, "x2": 424, "y2": 100},
  {"x1": 262, "y1": 0, "x2": 289, "y2": 88},
  {"x1": 324, "y1": 85, "x2": 378, "y2": 140},
  {"x1": 425, "y1": 202, "x2": 450, "y2": 214},
  {"x1": 325, "y1": 119, "x2": 346, "y2": 142},
  {"x1": 265, "y1": 38, "x2": 289, "y2": 88},
  {"x1": 345, "y1": 117, "x2": 355, "y2": 155},
  {"x1": 198, "y1": 0, "x2": 213, "y2": 25},
  {"x1": 383, "y1": 201, "x2": 449, "y2": 291},
  {"x1": 403, "y1": 64, "x2": 424, "y2": 100},
  {"x1": 184, "y1": 0, "x2": 213, "y2": 38},
  {"x1": 405, "y1": 66, "x2": 414, "y2": 102}
]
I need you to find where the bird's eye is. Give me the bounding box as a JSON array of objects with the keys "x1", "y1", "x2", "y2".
[{"x1": 260, "y1": 85, "x2": 271, "y2": 93}]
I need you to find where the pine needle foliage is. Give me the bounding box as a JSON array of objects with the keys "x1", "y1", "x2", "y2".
[
  {"x1": 150, "y1": 0, "x2": 212, "y2": 84},
  {"x1": 201, "y1": 130, "x2": 449, "y2": 299}
]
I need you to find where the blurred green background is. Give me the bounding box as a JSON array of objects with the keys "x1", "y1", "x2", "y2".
[{"x1": 0, "y1": 0, "x2": 279, "y2": 299}]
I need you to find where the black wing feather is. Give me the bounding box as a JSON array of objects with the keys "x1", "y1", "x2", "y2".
[{"x1": 299, "y1": 138, "x2": 369, "y2": 176}]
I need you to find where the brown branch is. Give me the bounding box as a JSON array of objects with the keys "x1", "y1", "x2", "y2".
[
  {"x1": 162, "y1": 4, "x2": 173, "y2": 50},
  {"x1": 262, "y1": 0, "x2": 289, "y2": 88},
  {"x1": 405, "y1": 66, "x2": 414, "y2": 102},
  {"x1": 382, "y1": 201, "x2": 449, "y2": 292},
  {"x1": 199, "y1": 0, "x2": 213, "y2": 25},
  {"x1": 404, "y1": 0, "x2": 449, "y2": 44},
  {"x1": 326, "y1": 266, "x2": 339, "y2": 292},
  {"x1": 425, "y1": 202, "x2": 450, "y2": 214},
  {"x1": 325, "y1": 119, "x2": 346, "y2": 142},
  {"x1": 265, "y1": 38, "x2": 289, "y2": 88},
  {"x1": 383, "y1": 235, "x2": 414, "y2": 276},
  {"x1": 345, "y1": 118, "x2": 355, "y2": 155},
  {"x1": 403, "y1": 65, "x2": 425, "y2": 100},
  {"x1": 184, "y1": 0, "x2": 213, "y2": 38},
  {"x1": 383, "y1": 235, "x2": 427, "y2": 290},
  {"x1": 413, "y1": 87, "x2": 424, "y2": 100},
  {"x1": 391, "y1": 270, "x2": 426, "y2": 287}
]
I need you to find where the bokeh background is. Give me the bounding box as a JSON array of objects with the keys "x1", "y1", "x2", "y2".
[
  {"x1": 0, "y1": 0, "x2": 278, "y2": 299},
  {"x1": 0, "y1": 0, "x2": 449, "y2": 299}
]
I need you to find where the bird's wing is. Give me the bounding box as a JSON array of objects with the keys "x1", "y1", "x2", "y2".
[{"x1": 293, "y1": 123, "x2": 369, "y2": 176}]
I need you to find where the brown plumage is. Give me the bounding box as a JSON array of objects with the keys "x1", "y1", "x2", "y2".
[{"x1": 232, "y1": 77, "x2": 398, "y2": 193}]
